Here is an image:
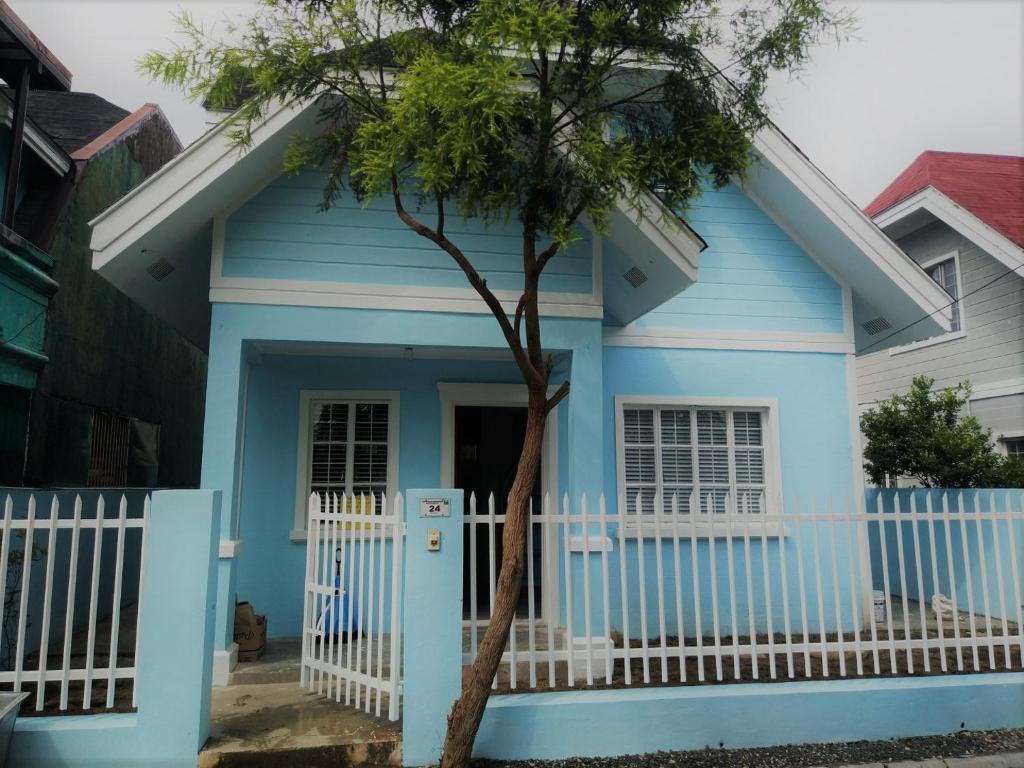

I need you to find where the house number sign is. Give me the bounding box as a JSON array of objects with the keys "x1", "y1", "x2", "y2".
[{"x1": 419, "y1": 497, "x2": 451, "y2": 518}]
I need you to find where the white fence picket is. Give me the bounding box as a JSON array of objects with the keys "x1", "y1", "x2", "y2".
[
  {"x1": 458, "y1": 490, "x2": 1021, "y2": 694},
  {"x1": 0, "y1": 492, "x2": 148, "y2": 714}
]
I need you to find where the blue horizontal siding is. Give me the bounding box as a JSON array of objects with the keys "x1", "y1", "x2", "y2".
[
  {"x1": 635, "y1": 183, "x2": 844, "y2": 334},
  {"x1": 223, "y1": 170, "x2": 593, "y2": 294}
]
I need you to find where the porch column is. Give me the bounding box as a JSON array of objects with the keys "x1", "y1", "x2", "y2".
[
  {"x1": 402, "y1": 489, "x2": 465, "y2": 767},
  {"x1": 566, "y1": 327, "x2": 603, "y2": 499},
  {"x1": 199, "y1": 312, "x2": 248, "y2": 681}
]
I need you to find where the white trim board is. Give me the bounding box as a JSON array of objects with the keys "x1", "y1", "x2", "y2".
[
  {"x1": 291, "y1": 389, "x2": 401, "y2": 539},
  {"x1": 873, "y1": 186, "x2": 1024, "y2": 275},
  {"x1": 210, "y1": 286, "x2": 605, "y2": 319},
  {"x1": 752, "y1": 128, "x2": 954, "y2": 325},
  {"x1": 603, "y1": 326, "x2": 854, "y2": 354},
  {"x1": 209, "y1": 214, "x2": 605, "y2": 319}
]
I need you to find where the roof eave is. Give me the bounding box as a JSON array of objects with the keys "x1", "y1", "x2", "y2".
[{"x1": 872, "y1": 186, "x2": 1024, "y2": 273}]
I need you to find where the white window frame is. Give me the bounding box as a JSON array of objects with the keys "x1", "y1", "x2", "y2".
[
  {"x1": 998, "y1": 432, "x2": 1024, "y2": 459},
  {"x1": 614, "y1": 395, "x2": 784, "y2": 536},
  {"x1": 890, "y1": 250, "x2": 967, "y2": 356},
  {"x1": 291, "y1": 389, "x2": 400, "y2": 540}
]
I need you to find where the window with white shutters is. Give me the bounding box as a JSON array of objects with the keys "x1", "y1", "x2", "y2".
[
  {"x1": 620, "y1": 402, "x2": 774, "y2": 517},
  {"x1": 307, "y1": 399, "x2": 393, "y2": 509}
]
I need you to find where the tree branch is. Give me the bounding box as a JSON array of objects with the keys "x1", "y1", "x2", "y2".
[
  {"x1": 391, "y1": 176, "x2": 543, "y2": 388},
  {"x1": 546, "y1": 380, "x2": 570, "y2": 413}
]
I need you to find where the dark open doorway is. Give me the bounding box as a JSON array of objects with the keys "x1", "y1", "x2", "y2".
[{"x1": 454, "y1": 405, "x2": 542, "y2": 619}]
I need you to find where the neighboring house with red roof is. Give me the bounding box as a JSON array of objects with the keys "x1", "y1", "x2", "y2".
[
  {"x1": 857, "y1": 150, "x2": 1024, "y2": 462},
  {"x1": 0, "y1": 4, "x2": 207, "y2": 488}
]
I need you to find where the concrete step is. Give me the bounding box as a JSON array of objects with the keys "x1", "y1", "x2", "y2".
[{"x1": 201, "y1": 681, "x2": 400, "y2": 768}]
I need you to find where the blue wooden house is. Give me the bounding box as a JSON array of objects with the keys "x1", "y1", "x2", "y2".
[{"x1": 87, "y1": 97, "x2": 953, "y2": 685}]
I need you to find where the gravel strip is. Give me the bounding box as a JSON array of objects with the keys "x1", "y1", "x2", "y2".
[{"x1": 472, "y1": 729, "x2": 1024, "y2": 768}]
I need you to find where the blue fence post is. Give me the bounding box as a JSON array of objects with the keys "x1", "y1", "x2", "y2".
[
  {"x1": 402, "y1": 489, "x2": 464, "y2": 767},
  {"x1": 135, "y1": 489, "x2": 221, "y2": 766}
]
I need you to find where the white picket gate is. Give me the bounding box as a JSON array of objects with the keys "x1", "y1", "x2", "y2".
[
  {"x1": 0, "y1": 492, "x2": 149, "y2": 712},
  {"x1": 301, "y1": 492, "x2": 405, "y2": 720}
]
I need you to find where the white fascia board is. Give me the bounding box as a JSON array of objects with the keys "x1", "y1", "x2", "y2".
[
  {"x1": 603, "y1": 326, "x2": 854, "y2": 354},
  {"x1": 873, "y1": 186, "x2": 1024, "y2": 274},
  {"x1": 618, "y1": 192, "x2": 703, "y2": 281},
  {"x1": 752, "y1": 127, "x2": 954, "y2": 330},
  {"x1": 89, "y1": 98, "x2": 314, "y2": 267}
]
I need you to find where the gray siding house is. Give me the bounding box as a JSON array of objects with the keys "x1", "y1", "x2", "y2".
[{"x1": 857, "y1": 151, "x2": 1024, "y2": 460}]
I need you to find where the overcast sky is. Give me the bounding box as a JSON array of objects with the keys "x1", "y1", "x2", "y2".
[{"x1": 9, "y1": 0, "x2": 1022, "y2": 206}]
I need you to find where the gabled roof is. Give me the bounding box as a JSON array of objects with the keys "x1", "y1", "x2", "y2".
[
  {"x1": 0, "y1": 88, "x2": 130, "y2": 154},
  {"x1": 89, "y1": 98, "x2": 953, "y2": 353},
  {"x1": 865, "y1": 151, "x2": 1024, "y2": 248}
]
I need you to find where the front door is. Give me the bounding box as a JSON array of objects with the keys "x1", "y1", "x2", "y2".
[{"x1": 454, "y1": 405, "x2": 542, "y2": 619}]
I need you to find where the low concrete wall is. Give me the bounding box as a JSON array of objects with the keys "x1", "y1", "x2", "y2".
[
  {"x1": 474, "y1": 673, "x2": 1024, "y2": 761},
  {"x1": 10, "y1": 489, "x2": 221, "y2": 768}
]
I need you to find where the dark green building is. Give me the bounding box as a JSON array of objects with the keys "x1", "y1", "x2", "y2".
[{"x1": 0, "y1": 6, "x2": 206, "y2": 487}]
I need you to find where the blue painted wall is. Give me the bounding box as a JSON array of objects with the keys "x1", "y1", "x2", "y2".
[
  {"x1": 237, "y1": 353, "x2": 520, "y2": 637},
  {"x1": 224, "y1": 170, "x2": 593, "y2": 294},
  {"x1": 203, "y1": 172, "x2": 862, "y2": 650},
  {"x1": 552, "y1": 347, "x2": 860, "y2": 637},
  {"x1": 867, "y1": 488, "x2": 1023, "y2": 624},
  {"x1": 634, "y1": 183, "x2": 844, "y2": 333}
]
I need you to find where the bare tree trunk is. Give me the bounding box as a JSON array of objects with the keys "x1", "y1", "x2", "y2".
[{"x1": 439, "y1": 385, "x2": 548, "y2": 768}]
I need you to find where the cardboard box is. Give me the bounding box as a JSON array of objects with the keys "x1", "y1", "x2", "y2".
[{"x1": 234, "y1": 601, "x2": 267, "y2": 662}]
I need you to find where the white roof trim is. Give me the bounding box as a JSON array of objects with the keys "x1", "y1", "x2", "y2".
[
  {"x1": 872, "y1": 185, "x2": 1024, "y2": 273},
  {"x1": 752, "y1": 127, "x2": 953, "y2": 323},
  {"x1": 89, "y1": 98, "x2": 310, "y2": 266}
]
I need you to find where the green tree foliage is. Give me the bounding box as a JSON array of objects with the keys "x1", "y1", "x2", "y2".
[{"x1": 861, "y1": 376, "x2": 1024, "y2": 488}]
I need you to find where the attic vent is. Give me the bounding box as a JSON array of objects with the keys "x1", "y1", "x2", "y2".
[
  {"x1": 146, "y1": 257, "x2": 175, "y2": 282},
  {"x1": 861, "y1": 316, "x2": 892, "y2": 336},
  {"x1": 623, "y1": 266, "x2": 648, "y2": 288}
]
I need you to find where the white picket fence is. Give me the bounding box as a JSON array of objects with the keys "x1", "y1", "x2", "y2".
[
  {"x1": 0, "y1": 493, "x2": 149, "y2": 712},
  {"x1": 464, "y1": 490, "x2": 1023, "y2": 690},
  {"x1": 301, "y1": 492, "x2": 404, "y2": 720}
]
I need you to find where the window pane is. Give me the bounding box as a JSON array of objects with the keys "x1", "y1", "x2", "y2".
[
  {"x1": 312, "y1": 402, "x2": 348, "y2": 441},
  {"x1": 734, "y1": 448, "x2": 765, "y2": 484},
  {"x1": 662, "y1": 488, "x2": 693, "y2": 514},
  {"x1": 733, "y1": 411, "x2": 763, "y2": 446},
  {"x1": 1006, "y1": 438, "x2": 1024, "y2": 460},
  {"x1": 696, "y1": 410, "x2": 727, "y2": 445},
  {"x1": 697, "y1": 488, "x2": 729, "y2": 515},
  {"x1": 659, "y1": 409, "x2": 691, "y2": 445},
  {"x1": 624, "y1": 408, "x2": 655, "y2": 443},
  {"x1": 353, "y1": 443, "x2": 388, "y2": 485},
  {"x1": 698, "y1": 446, "x2": 729, "y2": 484},
  {"x1": 624, "y1": 446, "x2": 656, "y2": 483},
  {"x1": 661, "y1": 447, "x2": 693, "y2": 483},
  {"x1": 354, "y1": 403, "x2": 389, "y2": 441},
  {"x1": 311, "y1": 443, "x2": 346, "y2": 486},
  {"x1": 625, "y1": 485, "x2": 657, "y2": 515},
  {"x1": 736, "y1": 489, "x2": 764, "y2": 514}
]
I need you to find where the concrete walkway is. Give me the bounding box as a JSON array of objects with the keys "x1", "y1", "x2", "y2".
[{"x1": 199, "y1": 638, "x2": 400, "y2": 768}]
